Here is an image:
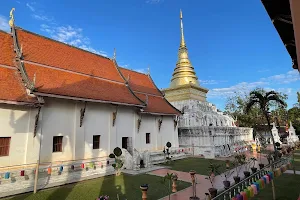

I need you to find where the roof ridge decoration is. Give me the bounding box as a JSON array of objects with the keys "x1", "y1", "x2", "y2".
[
  {"x1": 10, "y1": 9, "x2": 35, "y2": 92},
  {"x1": 113, "y1": 59, "x2": 146, "y2": 106},
  {"x1": 113, "y1": 48, "x2": 116, "y2": 60},
  {"x1": 9, "y1": 8, "x2": 42, "y2": 106},
  {"x1": 9, "y1": 8, "x2": 15, "y2": 28}
]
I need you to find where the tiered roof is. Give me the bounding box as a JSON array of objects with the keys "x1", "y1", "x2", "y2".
[
  {"x1": 0, "y1": 27, "x2": 180, "y2": 115},
  {"x1": 119, "y1": 68, "x2": 181, "y2": 115}
]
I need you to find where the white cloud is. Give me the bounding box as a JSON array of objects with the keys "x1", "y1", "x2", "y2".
[
  {"x1": 207, "y1": 81, "x2": 268, "y2": 98},
  {"x1": 134, "y1": 68, "x2": 148, "y2": 74},
  {"x1": 40, "y1": 24, "x2": 107, "y2": 57},
  {"x1": 16, "y1": 1, "x2": 21, "y2": 4},
  {"x1": 207, "y1": 70, "x2": 300, "y2": 99},
  {"x1": 263, "y1": 70, "x2": 300, "y2": 84},
  {"x1": 26, "y1": 3, "x2": 35, "y2": 12},
  {"x1": 146, "y1": 0, "x2": 163, "y2": 4},
  {"x1": 0, "y1": 15, "x2": 10, "y2": 32},
  {"x1": 199, "y1": 79, "x2": 227, "y2": 85},
  {"x1": 32, "y1": 14, "x2": 53, "y2": 22}
]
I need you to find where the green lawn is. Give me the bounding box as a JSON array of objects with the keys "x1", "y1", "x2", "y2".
[
  {"x1": 252, "y1": 174, "x2": 300, "y2": 200},
  {"x1": 293, "y1": 154, "x2": 300, "y2": 170},
  {"x1": 160, "y1": 157, "x2": 230, "y2": 175},
  {"x1": 294, "y1": 149, "x2": 300, "y2": 154},
  {"x1": 4, "y1": 174, "x2": 190, "y2": 200}
]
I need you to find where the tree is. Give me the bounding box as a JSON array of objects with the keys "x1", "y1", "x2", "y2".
[
  {"x1": 288, "y1": 107, "x2": 300, "y2": 135},
  {"x1": 245, "y1": 89, "x2": 287, "y2": 155},
  {"x1": 297, "y1": 92, "x2": 300, "y2": 103}
]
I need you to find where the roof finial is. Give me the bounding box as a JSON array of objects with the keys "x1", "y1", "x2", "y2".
[
  {"x1": 147, "y1": 66, "x2": 150, "y2": 75},
  {"x1": 9, "y1": 8, "x2": 15, "y2": 27},
  {"x1": 180, "y1": 9, "x2": 185, "y2": 47},
  {"x1": 113, "y1": 48, "x2": 116, "y2": 60}
]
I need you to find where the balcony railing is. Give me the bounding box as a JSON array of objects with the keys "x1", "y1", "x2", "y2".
[{"x1": 212, "y1": 156, "x2": 291, "y2": 200}]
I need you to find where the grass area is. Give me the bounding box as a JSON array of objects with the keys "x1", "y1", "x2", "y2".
[
  {"x1": 293, "y1": 154, "x2": 300, "y2": 170},
  {"x1": 4, "y1": 174, "x2": 190, "y2": 200},
  {"x1": 252, "y1": 174, "x2": 300, "y2": 200},
  {"x1": 160, "y1": 157, "x2": 231, "y2": 175},
  {"x1": 295, "y1": 149, "x2": 300, "y2": 154}
]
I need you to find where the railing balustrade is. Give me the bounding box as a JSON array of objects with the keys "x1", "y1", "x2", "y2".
[{"x1": 211, "y1": 155, "x2": 291, "y2": 200}]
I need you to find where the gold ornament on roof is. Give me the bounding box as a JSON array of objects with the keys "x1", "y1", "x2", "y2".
[
  {"x1": 169, "y1": 9, "x2": 200, "y2": 88},
  {"x1": 9, "y1": 8, "x2": 15, "y2": 27}
]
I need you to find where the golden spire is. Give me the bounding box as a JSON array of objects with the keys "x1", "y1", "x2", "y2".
[
  {"x1": 169, "y1": 9, "x2": 199, "y2": 88},
  {"x1": 180, "y1": 9, "x2": 185, "y2": 47},
  {"x1": 9, "y1": 8, "x2": 15, "y2": 27}
]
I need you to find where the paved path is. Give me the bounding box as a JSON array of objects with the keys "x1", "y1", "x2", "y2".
[
  {"x1": 284, "y1": 170, "x2": 300, "y2": 175},
  {"x1": 152, "y1": 152, "x2": 269, "y2": 200}
]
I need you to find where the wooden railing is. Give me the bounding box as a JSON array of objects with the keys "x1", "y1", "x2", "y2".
[{"x1": 212, "y1": 155, "x2": 291, "y2": 200}]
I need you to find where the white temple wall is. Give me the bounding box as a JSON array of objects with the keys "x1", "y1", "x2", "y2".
[
  {"x1": 0, "y1": 104, "x2": 39, "y2": 167},
  {"x1": 134, "y1": 115, "x2": 178, "y2": 152},
  {"x1": 39, "y1": 98, "x2": 76, "y2": 163},
  {"x1": 115, "y1": 106, "x2": 135, "y2": 150},
  {"x1": 0, "y1": 98, "x2": 180, "y2": 167}
]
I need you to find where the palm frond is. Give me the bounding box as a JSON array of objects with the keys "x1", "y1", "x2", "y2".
[
  {"x1": 245, "y1": 99, "x2": 259, "y2": 114},
  {"x1": 265, "y1": 91, "x2": 278, "y2": 98},
  {"x1": 267, "y1": 95, "x2": 287, "y2": 107}
]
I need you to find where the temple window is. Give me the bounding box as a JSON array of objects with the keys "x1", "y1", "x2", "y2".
[
  {"x1": 93, "y1": 135, "x2": 101, "y2": 149},
  {"x1": 0, "y1": 137, "x2": 11, "y2": 157},
  {"x1": 53, "y1": 136, "x2": 63, "y2": 152},
  {"x1": 146, "y1": 133, "x2": 150, "y2": 144}
]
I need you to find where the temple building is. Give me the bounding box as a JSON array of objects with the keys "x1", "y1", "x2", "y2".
[
  {"x1": 0, "y1": 9, "x2": 185, "y2": 170},
  {"x1": 163, "y1": 10, "x2": 253, "y2": 158}
]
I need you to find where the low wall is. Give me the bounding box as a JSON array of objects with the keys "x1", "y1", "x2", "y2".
[
  {"x1": 0, "y1": 158, "x2": 114, "y2": 198},
  {"x1": 0, "y1": 149, "x2": 191, "y2": 198}
]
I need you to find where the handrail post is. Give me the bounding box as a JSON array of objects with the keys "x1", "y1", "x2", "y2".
[{"x1": 33, "y1": 160, "x2": 39, "y2": 194}]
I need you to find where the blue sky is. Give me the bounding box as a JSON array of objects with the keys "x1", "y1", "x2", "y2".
[{"x1": 0, "y1": 0, "x2": 299, "y2": 110}]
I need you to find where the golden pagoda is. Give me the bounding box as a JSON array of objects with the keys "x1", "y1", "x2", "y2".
[{"x1": 163, "y1": 10, "x2": 209, "y2": 102}]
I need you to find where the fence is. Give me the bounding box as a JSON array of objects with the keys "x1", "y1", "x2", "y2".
[{"x1": 212, "y1": 155, "x2": 291, "y2": 200}]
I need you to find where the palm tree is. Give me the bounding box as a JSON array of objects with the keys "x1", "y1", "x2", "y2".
[
  {"x1": 245, "y1": 89, "x2": 287, "y2": 156},
  {"x1": 245, "y1": 89, "x2": 286, "y2": 200}
]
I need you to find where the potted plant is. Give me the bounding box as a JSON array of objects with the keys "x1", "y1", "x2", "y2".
[
  {"x1": 205, "y1": 162, "x2": 221, "y2": 198},
  {"x1": 250, "y1": 157, "x2": 258, "y2": 173},
  {"x1": 233, "y1": 154, "x2": 245, "y2": 183},
  {"x1": 206, "y1": 174, "x2": 218, "y2": 198},
  {"x1": 222, "y1": 160, "x2": 234, "y2": 189}
]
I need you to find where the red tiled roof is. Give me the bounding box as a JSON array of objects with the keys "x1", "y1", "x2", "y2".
[
  {"x1": 0, "y1": 27, "x2": 179, "y2": 113},
  {"x1": 16, "y1": 28, "x2": 124, "y2": 82},
  {"x1": 119, "y1": 67, "x2": 162, "y2": 95},
  {"x1": 136, "y1": 93, "x2": 180, "y2": 115},
  {"x1": 25, "y1": 63, "x2": 144, "y2": 106},
  {"x1": 0, "y1": 67, "x2": 38, "y2": 104},
  {"x1": 0, "y1": 31, "x2": 14, "y2": 66},
  {"x1": 118, "y1": 67, "x2": 180, "y2": 115}
]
